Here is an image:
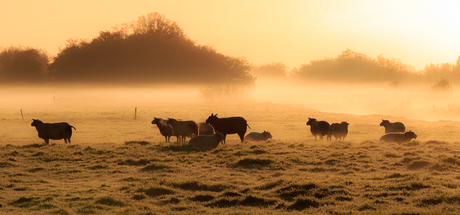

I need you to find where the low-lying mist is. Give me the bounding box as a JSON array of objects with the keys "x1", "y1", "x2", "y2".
[
  {"x1": 251, "y1": 78, "x2": 460, "y2": 121},
  {"x1": 1, "y1": 79, "x2": 459, "y2": 122}
]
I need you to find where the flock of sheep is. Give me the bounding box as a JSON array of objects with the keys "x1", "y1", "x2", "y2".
[
  {"x1": 30, "y1": 114, "x2": 417, "y2": 149},
  {"x1": 305, "y1": 118, "x2": 417, "y2": 144},
  {"x1": 151, "y1": 113, "x2": 271, "y2": 149}
]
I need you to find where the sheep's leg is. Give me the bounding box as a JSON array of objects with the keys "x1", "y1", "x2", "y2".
[
  {"x1": 223, "y1": 134, "x2": 227, "y2": 144},
  {"x1": 238, "y1": 133, "x2": 244, "y2": 143},
  {"x1": 45, "y1": 139, "x2": 49, "y2": 144}
]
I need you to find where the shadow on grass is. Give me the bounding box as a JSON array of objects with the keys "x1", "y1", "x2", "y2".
[
  {"x1": 139, "y1": 187, "x2": 175, "y2": 197},
  {"x1": 205, "y1": 195, "x2": 277, "y2": 208},
  {"x1": 233, "y1": 158, "x2": 274, "y2": 169},
  {"x1": 171, "y1": 181, "x2": 232, "y2": 192}
]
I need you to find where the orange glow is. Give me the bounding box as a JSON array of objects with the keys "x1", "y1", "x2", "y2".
[{"x1": 1, "y1": 0, "x2": 460, "y2": 69}]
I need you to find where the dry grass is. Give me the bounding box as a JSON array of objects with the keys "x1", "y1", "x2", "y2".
[
  {"x1": 2, "y1": 96, "x2": 460, "y2": 214},
  {"x1": 2, "y1": 137, "x2": 460, "y2": 214}
]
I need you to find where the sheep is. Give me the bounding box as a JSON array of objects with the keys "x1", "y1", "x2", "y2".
[
  {"x1": 205, "y1": 113, "x2": 250, "y2": 143},
  {"x1": 151, "y1": 117, "x2": 174, "y2": 142},
  {"x1": 188, "y1": 133, "x2": 225, "y2": 150},
  {"x1": 244, "y1": 131, "x2": 272, "y2": 142},
  {"x1": 380, "y1": 131, "x2": 417, "y2": 143},
  {"x1": 327, "y1": 122, "x2": 349, "y2": 141},
  {"x1": 31, "y1": 119, "x2": 76, "y2": 144},
  {"x1": 198, "y1": 122, "x2": 215, "y2": 136},
  {"x1": 306, "y1": 118, "x2": 330, "y2": 141},
  {"x1": 380, "y1": 119, "x2": 405, "y2": 133},
  {"x1": 166, "y1": 118, "x2": 199, "y2": 142}
]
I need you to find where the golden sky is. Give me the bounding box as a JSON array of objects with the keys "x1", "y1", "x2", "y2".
[{"x1": 1, "y1": 0, "x2": 460, "y2": 69}]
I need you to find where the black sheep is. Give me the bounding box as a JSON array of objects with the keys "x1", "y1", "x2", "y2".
[
  {"x1": 306, "y1": 118, "x2": 330, "y2": 141},
  {"x1": 205, "y1": 113, "x2": 249, "y2": 143}
]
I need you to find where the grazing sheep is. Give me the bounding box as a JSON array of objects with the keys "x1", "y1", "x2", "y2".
[
  {"x1": 380, "y1": 119, "x2": 405, "y2": 133},
  {"x1": 198, "y1": 122, "x2": 215, "y2": 136},
  {"x1": 380, "y1": 131, "x2": 417, "y2": 143},
  {"x1": 188, "y1": 133, "x2": 225, "y2": 149},
  {"x1": 166, "y1": 118, "x2": 199, "y2": 142},
  {"x1": 327, "y1": 122, "x2": 349, "y2": 141},
  {"x1": 244, "y1": 131, "x2": 272, "y2": 142},
  {"x1": 151, "y1": 117, "x2": 174, "y2": 142},
  {"x1": 31, "y1": 119, "x2": 76, "y2": 144},
  {"x1": 306, "y1": 118, "x2": 330, "y2": 141},
  {"x1": 205, "y1": 113, "x2": 250, "y2": 143}
]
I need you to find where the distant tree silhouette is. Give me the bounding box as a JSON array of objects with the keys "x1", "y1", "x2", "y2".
[
  {"x1": 431, "y1": 78, "x2": 452, "y2": 92},
  {"x1": 251, "y1": 62, "x2": 288, "y2": 78},
  {"x1": 0, "y1": 46, "x2": 49, "y2": 83},
  {"x1": 292, "y1": 49, "x2": 418, "y2": 83},
  {"x1": 49, "y1": 12, "x2": 255, "y2": 85}
]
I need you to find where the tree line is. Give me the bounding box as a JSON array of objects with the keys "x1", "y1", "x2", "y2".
[
  {"x1": 0, "y1": 13, "x2": 254, "y2": 86},
  {"x1": 1, "y1": 12, "x2": 460, "y2": 87}
]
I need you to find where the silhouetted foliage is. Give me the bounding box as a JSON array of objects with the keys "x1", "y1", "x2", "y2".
[
  {"x1": 49, "y1": 13, "x2": 255, "y2": 85},
  {"x1": 292, "y1": 49, "x2": 419, "y2": 83},
  {"x1": 0, "y1": 46, "x2": 49, "y2": 83},
  {"x1": 431, "y1": 78, "x2": 452, "y2": 92},
  {"x1": 251, "y1": 62, "x2": 288, "y2": 78}
]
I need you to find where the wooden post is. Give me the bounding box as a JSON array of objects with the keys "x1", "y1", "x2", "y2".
[
  {"x1": 134, "y1": 107, "x2": 137, "y2": 120},
  {"x1": 20, "y1": 109, "x2": 24, "y2": 120}
]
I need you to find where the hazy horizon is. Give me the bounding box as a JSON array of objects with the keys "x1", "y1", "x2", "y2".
[{"x1": 1, "y1": 0, "x2": 460, "y2": 70}]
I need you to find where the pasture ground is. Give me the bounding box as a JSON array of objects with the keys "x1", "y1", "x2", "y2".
[
  {"x1": 0, "y1": 103, "x2": 460, "y2": 214},
  {"x1": 1, "y1": 101, "x2": 460, "y2": 214},
  {"x1": 2, "y1": 137, "x2": 460, "y2": 214}
]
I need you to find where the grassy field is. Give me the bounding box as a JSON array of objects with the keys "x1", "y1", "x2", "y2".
[{"x1": 2, "y1": 97, "x2": 460, "y2": 214}]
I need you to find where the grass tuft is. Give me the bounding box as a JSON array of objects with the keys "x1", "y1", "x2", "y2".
[
  {"x1": 189, "y1": 194, "x2": 215, "y2": 202},
  {"x1": 140, "y1": 163, "x2": 171, "y2": 172},
  {"x1": 125, "y1": 141, "x2": 150, "y2": 146},
  {"x1": 118, "y1": 158, "x2": 150, "y2": 166},
  {"x1": 9, "y1": 197, "x2": 42, "y2": 208},
  {"x1": 171, "y1": 181, "x2": 230, "y2": 192},
  {"x1": 287, "y1": 197, "x2": 320, "y2": 210},
  {"x1": 140, "y1": 187, "x2": 175, "y2": 197},
  {"x1": 95, "y1": 196, "x2": 125, "y2": 207},
  {"x1": 233, "y1": 158, "x2": 273, "y2": 169}
]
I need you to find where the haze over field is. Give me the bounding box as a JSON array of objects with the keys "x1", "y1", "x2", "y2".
[
  {"x1": 2, "y1": 0, "x2": 460, "y2": 69},
  {"x1": 1, "y1": 1, "x2": 460, "y2": 127}
]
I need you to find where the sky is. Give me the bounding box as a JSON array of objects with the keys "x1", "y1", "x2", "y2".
[{"x1": 1, "y1": 0, "x2": 460, "y2": 70}]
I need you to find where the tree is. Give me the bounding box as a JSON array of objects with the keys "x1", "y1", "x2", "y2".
[
  {"x1": 251, "y1": 62, "x2": 288, "y2": 78},
  {"x1": 0, "y1": 46, "x2": 49, "y2": 83},
  {"x1": 293, "y1": 49, "x2": 417, "y2": 83},
  {"x1": 49, "y1": 12, "x2": 255, "y2": 86}
]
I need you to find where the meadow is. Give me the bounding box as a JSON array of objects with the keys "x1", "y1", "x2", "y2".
[{"x1": 2, "y1": 84, "x2": 460, "y2": 214}]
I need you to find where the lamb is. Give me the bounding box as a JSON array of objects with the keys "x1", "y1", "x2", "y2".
[
  {"x1": 31, "y1": 119, "x2": 76, "y2": 144},
  {"x1": 188, "y1": 133, "x2": 225, "y2": 150},
  {"x1": 380, "y1": 131, "x2": 417, "y2": 144},
  {"x1": 306, "y1": 118, "x2": 330, "y2": 141},
  {"x1": 327, "y1": 122, "x2": 349, "y2": 141},
  {"x1": 205, "y1": 113, "x2": 250, "y2": 143},
  {"x1": 151, "y1": 117, "x2": 174, "y2": 142},
  {"x1": 166, "y1": 118, "x2": 199, "y2": 142},
  {"x1": 244, "y1": 131, "x2": 272, "y2": 142},
  {"x1": 380, "y1": 119, "x2": 405, "y2": 133},
  {"x1": 198, "y1": 122, "x2": 215, "y2": 136}
]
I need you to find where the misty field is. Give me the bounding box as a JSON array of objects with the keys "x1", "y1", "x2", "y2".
[{"x1": 2, "y1": 86, "x2": 460, "y2": 214}]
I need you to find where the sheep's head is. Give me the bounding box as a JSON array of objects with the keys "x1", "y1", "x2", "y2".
[
  {"x1": 306, "y1": 118, "x2": 316, "y2": 125},
  {"x1": 262, "y1": 131, "x2": 272, "y2": 140},
  {"x1": 405, "y1": 130, "x2": 417, "y2": 140},
  {"x1": 205, "y1": 113, "x2": 219, "y2": 125},
  {"x1": 380, "y1": 119, "x2": 389, "y2": 126},
  {"x1": 31, "y1": 119, "x2": 42, "y2": 127}
]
